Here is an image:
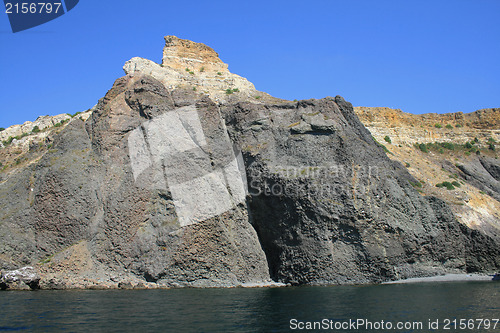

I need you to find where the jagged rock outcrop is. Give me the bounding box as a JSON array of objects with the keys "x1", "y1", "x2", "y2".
[
  {"x1": 0, "y1": 266, "x2": 40, "y2": 290},
  {"x1": 0, "y1": 37, "x2": 499, "y2": 289},
  {"x1": 0, "y1": 114, "x2": 71, "y2": 143},
  {"x1": 123, "y1": 36, "x2": 280, "y2": 105}
]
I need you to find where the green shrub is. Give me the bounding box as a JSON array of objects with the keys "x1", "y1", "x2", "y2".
[
  {"x1": 474, "y1": 137, "x2": 479, "y2": 143},
  {"x1": 254, "y1": 96, "x2": 261, "y2": 99},
  {"x1": 434, "y1": 123, "x2": 442, "y2": 128},
  {"x1": 217, "y1": 72, "x2": 222, "y2": 76},
  {"x1": 440, "y1": 142, "x2": 454, "y2": 150},
  {"x1": 489, "y1": 143, "x2": 496, "y2": 151},
  {"x1": 380, "y1": 144, "x2": 390, "y2": 154},
  {"x1": 436, "y1": 181, "x2": 455, "y2": 190},
  {"x1": 0, "y1": 127, "x2": 4, "y2": 131},
  {"x1": 3, "y1": 136, "x2": 14, "y2": 146},
  {"x1": 384, "y1": 136, "x2": 392, "y2": 144},
  {"x1": 445, "y1": 182, "x2": 454, "y2": 189},
  {"x1": 445, "y1": 124, "x2": 453, "y2": 129},
  {"x1": 225, "y1": 88, "x2": 240, "y2": 95},
  {"x1": 200, "y1": 67, "x2": 205, "y2": 72},
  {"x1": 488, "y1": 137, "x2": 496, "y2": 143},
  {"x1": 465, "y1": 142, "x2": 473, "y2": 149},
  {"x1": 189, "y1": 71, "x2": 195, "y2": 75},
  {"x1": 373, "y1": 137, "x2": 390, "y2": 154},
  {"x1": 409, "y1": 180, "x2": 422, "y2": 188},
  {"x1": 451, "y1": 181, "x2": 461, "y2": 188},
  {"x1": 455, "y1": 124, "x2": 462, "y2": 128},
  {"x1": 31, "y1": 126, "x2": 40, "y2": 133},
  {"x1": 405, "y1": 162, "x2": 410, "y2": 168},
  {"x1": 13, "y1": 133, "x2": 29, "y2": 141},
  {"x1": 418, "y1": 143, "x2": 428, "y2": 153},
  {"x1": 185, "y1": 68, "x2": 191, "y2": 72},
  {"x1": 192, "y1": 87, "x2": 197, "y2": 91},
  {"x1": 54, "y1": 123, "x2": 62, "y2": 127},
  {"x1": 3, "y1": 132, "x2": 29, "y2": 145},
  {"x1": 67, "y1": 112, "x2": 81, "y2": 118}
]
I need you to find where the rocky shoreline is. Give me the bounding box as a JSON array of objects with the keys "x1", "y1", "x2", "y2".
[
  {"x1": 384, "y1": 273, "x2": 494, "y2": 284},
  {"x1": 2, "y1": 265, "x2": 496, "y2": 291}
]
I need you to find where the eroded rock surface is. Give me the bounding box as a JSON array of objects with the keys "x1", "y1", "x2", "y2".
[
  {"x1": 1, "y1": 266, "x2": 40, "y2": 290},
  {"x1": 0, "y1": 37, "x2": 499, "y2": 289}
]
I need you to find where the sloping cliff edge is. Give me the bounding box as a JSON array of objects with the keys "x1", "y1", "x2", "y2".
[{"x1": 1, "y1": 36, "x2": 499, "y2": 290}]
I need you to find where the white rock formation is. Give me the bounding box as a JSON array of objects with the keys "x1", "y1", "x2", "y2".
[{"x1": 123, "y1": 36, "x2": 260, "y2": 104}]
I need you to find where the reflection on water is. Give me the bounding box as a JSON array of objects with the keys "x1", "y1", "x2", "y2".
[{"x1": 0, "y1": 281, "x2": 498, "y2": 332}]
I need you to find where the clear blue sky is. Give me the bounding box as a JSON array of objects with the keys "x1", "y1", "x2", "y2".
[{"x1": 1, "y1": 0, "x2": 499, "y2": 128}]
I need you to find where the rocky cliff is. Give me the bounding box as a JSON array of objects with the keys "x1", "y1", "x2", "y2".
[
  {"x1": 1, "y1": 36, "x2": 499, "y2": 290},
  {"x1": 354, "y1": 106, "x2": 500, "y2": 145},
  {"x1": 354, "y1": 107, "x2": 500, "y2": 244}
]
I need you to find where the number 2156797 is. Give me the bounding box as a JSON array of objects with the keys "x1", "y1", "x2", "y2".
[{"x1": 5, "y1": 3, "x2": 62, "y2": 14}]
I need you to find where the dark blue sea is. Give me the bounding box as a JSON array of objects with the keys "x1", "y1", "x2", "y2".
[{"x1": 0, "y1": 281, "x2": 498, "y2": 332}]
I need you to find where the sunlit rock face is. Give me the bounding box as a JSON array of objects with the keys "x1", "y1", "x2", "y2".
[
  {"x1": 128, "y1": 104, "x2": 247, "y2": 227},
  {"x1": 0, "y1": 37, "x2": 499, "y2": 290},
  {"x1": 162, "y1": 35, "x2": 230, "y2": 73},
  {"x1": 123, "y1": 36, "x2": 279, "y2": 105}
]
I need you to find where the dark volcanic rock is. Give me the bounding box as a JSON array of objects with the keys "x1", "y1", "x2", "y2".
[
  {"x1": 222, "y1": 96, "x2": 500, "y2": 284},
  {"x1": 456, "y1": 158, "x2": 500, "y2": 201},
  {"x1": 479, "y1": 156, "x2": 500, "y2": 182},
  {"x1": 0, "y1": 45, "x2": 499, "y2": 288}
]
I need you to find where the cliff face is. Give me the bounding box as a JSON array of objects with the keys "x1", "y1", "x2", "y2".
[
  {"x1": 354, "y1": 107, "x2": 500, "y2": 145},
  {"x1": 354, "y1": 107, "x2": 500, "y2": 244},
  {"x1": 1, "y1": 37, "x2": 499, "y2": 290},
  {"x1": 222, "y1": 99, "x2": 499, "y2": 284}
]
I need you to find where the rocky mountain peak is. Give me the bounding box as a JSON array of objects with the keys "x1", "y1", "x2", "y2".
[
  {"x1": 123, "y1": 36, "x2": 280, "y2": 104},
  {"x1": 162, "y1": 35, "x2": 229, "y2": 74}
]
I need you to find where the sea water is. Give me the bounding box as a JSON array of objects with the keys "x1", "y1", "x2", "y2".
[{"x1": 0, "y1": 281, "x2": 498, "y2": 332}]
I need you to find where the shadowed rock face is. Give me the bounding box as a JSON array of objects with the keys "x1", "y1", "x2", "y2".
[
  {"x1": 0, "y1": 74, "x2": 271, "y2": 288},
  {"x1": 85, "y1": 74, "x2": 271, "y2": 287},
  {"x1": 221, "y1": 97, "x2": 500, "y2": 284},
  {"x1": 0, "y1": 37, "x2": 499, "y2": 289}
]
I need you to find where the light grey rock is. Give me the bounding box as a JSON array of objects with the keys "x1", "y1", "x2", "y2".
[{"x1": 1, "y1": 266, "x2": 40, "y2": 290}]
